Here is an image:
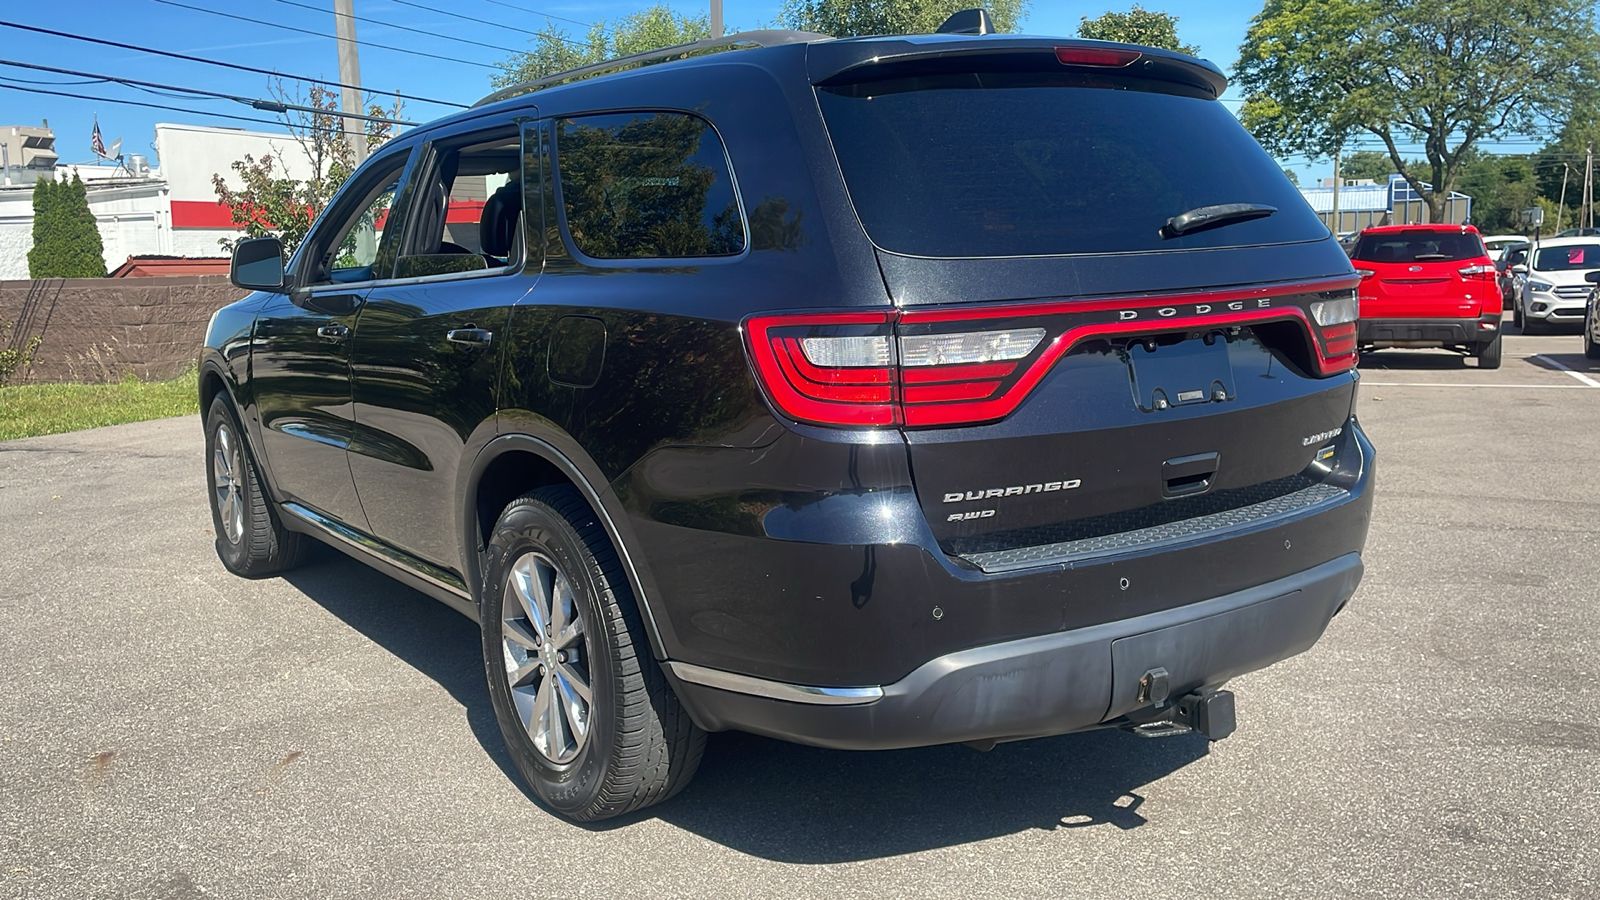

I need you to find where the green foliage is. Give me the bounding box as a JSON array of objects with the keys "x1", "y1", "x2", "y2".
[
  {"x1": 0, "y1": 320, "x2": 42, "y2": 386},
  {"x1": 493, "y1": 5, "x2": 712, "y2": 87},
  {"x1": 211, "y1": 82, "x2": 401, "y2": 256},
  {"x1": 1453, "y1": 152, "x2": 1543, "y2": 234},
  {"x1": 778, "y1": 0, "x2": 1028, "y2": 37},
  {"x1": 0, "y1": 366, "x2": 199, "y2": 441},
  {"x1": 1340, "y1": 150, "x2": 1404, "y2": 183},
  {"x1": 1281, "y1": 168, "x2": 1298, "y2": 187},
  {"x1": 1236, "y1": 0, "x2": 1600, "y2": 223},
  {"x1": 1077, "y1": 5, "x2": 1197, "y2": 54},
  {"x1": 27, "y1": 175, "x2": 107, "y2": 279}
]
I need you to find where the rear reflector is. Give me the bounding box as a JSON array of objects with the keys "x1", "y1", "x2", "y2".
[
  {"x1": 745, "y1": 279, "x2": 1360, "y2": 428},
  {"x1": 1055, "y1": 46, "x2": 1142, "y2": 67}
]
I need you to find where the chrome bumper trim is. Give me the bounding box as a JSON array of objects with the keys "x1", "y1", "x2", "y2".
[{"x1": 664, "y1": 661, "x2": 884, "y2": 706}]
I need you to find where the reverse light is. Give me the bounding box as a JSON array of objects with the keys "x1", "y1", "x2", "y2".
[
  {"x1": 1354, "y1": 269, "x2": 1377, "y2": 280},
  {"x1": 800, "y1": 335, "x2": 891, "y2": 367},
  {"x1": 1310, "y1": 296, "x2": 1359, "y2": 327},
  {"x1": 1055, "y1": 47, "x2": 1142, "y2": 67},
  {"x1": 899, "y1": 328, "x2": 1045, "y2": 367}
]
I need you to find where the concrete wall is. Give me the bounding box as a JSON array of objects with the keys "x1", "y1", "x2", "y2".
[{"x1": 0, "y1": 275, "x2": 246, "y2": 383}]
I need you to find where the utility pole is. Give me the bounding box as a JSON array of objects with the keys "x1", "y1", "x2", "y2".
[
  {"x1": 333, "y1": 0, "x2": 368, "y2": 168},
  {"x1": 1585, "y1": 142, "x2": 1595, "y2": 231},
  {"x1": 711, "y1": 0, "x2": 723, "y2": 38},
  {"x1": 1329, "y1": 148, "x2": 1341, "y2": 236},
  {"x1": 1555, "y1": 163, "x2": 1570, "y2": 234}
]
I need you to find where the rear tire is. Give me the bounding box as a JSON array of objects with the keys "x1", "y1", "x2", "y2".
[
  {"x1": 1476, "y1": 332, "x2": 1502, "y2": 369},
  {"x1": 205, "y1": 395, "x2": 308, "y2": 578},
  {"x1": 480, "y1": 485, "x2": 705, "y2": 822}
]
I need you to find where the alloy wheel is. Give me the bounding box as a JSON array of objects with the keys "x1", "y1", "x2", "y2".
[
  {"x1": 501, "y1": 551, "x2": 592, "y2": 764},
  {"x1": 212, "y1": 423, "x2": 245, "y2": 544}
]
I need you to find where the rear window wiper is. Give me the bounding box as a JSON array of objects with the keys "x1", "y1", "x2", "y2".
[{"x1": 1162, "y1": 203, "x2": 1277, "y2": 238}]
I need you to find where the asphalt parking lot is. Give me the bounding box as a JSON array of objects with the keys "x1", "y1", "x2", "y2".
[{"x1": 3, "y1": 328, "x2": 1599, "y2": 900}]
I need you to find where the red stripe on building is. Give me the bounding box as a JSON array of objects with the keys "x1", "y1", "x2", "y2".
[{"x1": 171, "y1": 200, "x2": 240, "y2": 228}]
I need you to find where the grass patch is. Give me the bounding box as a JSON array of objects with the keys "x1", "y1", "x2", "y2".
[{"x1": 0, "y1": 369, "x2": 200, "y2": 441}]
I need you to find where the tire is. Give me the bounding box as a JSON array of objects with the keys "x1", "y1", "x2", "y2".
[
  {"x1": 1584, "y1": 311, "x2": 1600, "y2": 360},
  {"x1": 1512, "y1": 303, "x2": 1524, "y2": 330},
  {"x1": 480, "y1": 485, "x2": 705, "y2": 821},
  {"x1": 205, "y1": 395, "x2": 308, "y2": 577},
  {"x1": 1522, "y1": 316, "x2": 1544, "y2": 335},
  {"x1": 1476, "y1": 332, "x2": 1502, "y2": 369}
]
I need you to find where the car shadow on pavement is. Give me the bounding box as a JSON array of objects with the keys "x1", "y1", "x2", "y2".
[
  {"x1": 1530, "y1": 353, "x2": 1600, "y2": 373},
  {"x1": 278, "y1": 553, "x2": 538, "y2": 804},
  {"x1": 646, "y1": 727, "x2": 1208, "y2": 862},
  {"x1": 1356, "y1": 350, "x2": 1471, "y2": 370},
  {"x1": 280, "y1": 553, "x2": 1210, "y2": 861}
]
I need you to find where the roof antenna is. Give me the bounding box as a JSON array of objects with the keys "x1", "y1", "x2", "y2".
[{"x1": 936, "y1": 8, "x2": 996, "y2": 35}]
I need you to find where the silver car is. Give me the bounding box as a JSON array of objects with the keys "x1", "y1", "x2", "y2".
[{"x1": 1514, "y1": 237, "x2": 1600, "y2": 333}]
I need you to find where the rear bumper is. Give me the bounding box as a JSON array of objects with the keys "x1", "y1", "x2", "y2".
[
  {"x1": 1358, "y1": 314, "x2": 1500, "y2": 347},
  {"x1": 668, "y1": 552, "x2": 1363, "y2": 750}
]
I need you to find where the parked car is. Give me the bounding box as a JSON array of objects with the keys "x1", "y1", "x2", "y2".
[
  {"x1": 1584, "y1": 271, "x2": 1600, "y2": 359},
  {"x1": 1556, "y1": 227, "x2": 1600, "y2": 238},
  {"x1": 1495, "y1": 241, "x2": 1531, "y2": 308},
  {"x1": 203, "y1": 17, "x2": 1374, "y2": 822},
  {"x1": 1349, "y1": 224, "x2": 1502, "y2": 367},
  {"x1": 1482, "y1": 234, "x2": 1530, "y2": 257},
  {"x1": 1513, "y1": 237, "x2": 1600, "y2": 333}
]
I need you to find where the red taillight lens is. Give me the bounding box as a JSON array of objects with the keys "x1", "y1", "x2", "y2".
[
  {"x1": 1458, "y1": 263, "x2": 1496, "y2": 281},
  {"x1": 1309, "y1": 292, "x2": 1360, "y2": 372},
  {"x1": 1055, "y1": 46, "x2": 1142, "y2": 67},
  {"x1": 745, "y1": 313, "x2": 899, "y2": 426}
]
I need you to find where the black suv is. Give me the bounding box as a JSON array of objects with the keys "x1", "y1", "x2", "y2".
[{"x1": 206, "y1": 18, "x2": 1374, "y2": 822}]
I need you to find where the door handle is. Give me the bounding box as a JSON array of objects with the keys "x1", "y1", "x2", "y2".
[
  {"x1": 316, "y1": 324, "x2": 350, "y2": 342},
  {"x1": 447, "y1": 327, "x2": 493, "y2": 347}
]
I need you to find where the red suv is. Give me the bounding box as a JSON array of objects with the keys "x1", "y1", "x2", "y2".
[{"x1": 1350, "y1": 224, "x2": 1502, "y2": 368}]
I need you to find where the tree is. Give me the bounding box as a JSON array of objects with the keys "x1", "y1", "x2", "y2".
[
  {"x1": 1281, "y1": 168, "x2": 1298, "y2": 187},
  {"x1": 494, "y1": 5, "x2": 711, "y2": 87},
  {"x1": 1236, "y1": 0, "x2": 1600, "y2": 224},
  {"x1": 211, "y1": 81, "x2": 401, "y2": 255},
  {"x1": 1077, "y1": 5, "x2": 1196, "y2": 54},
  {"x1": 28, "y1": 174, "x2": 106, "y2": 278},
  {"x1": 779, "y1": 0, "x2": 1027, "y2": 37}
]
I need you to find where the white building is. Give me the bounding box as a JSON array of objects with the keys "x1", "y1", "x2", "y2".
[{"x1": 0, "y1": 123, "x2": 319, "y2": 279}]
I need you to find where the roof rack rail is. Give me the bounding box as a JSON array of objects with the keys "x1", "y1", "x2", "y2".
[{"x1": 475, "y1": 29, "x2": 831, "y2": 107}]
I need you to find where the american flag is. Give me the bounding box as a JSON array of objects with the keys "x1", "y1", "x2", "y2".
[{"x1": 91, "y1": 117, "x2": 107, "y2": 159}]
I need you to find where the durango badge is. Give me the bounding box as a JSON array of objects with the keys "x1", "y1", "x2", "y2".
[{"x1": 943, "y1": 480, "x2": 1082, "y2": 503}]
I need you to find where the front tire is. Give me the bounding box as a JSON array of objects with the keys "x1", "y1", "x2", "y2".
[
  {"x1": 480, "y1": 485, "x2": 704, "y2": 821},
  {"x1": 1476, "y1": 332, "x2": 1502, "y2": 369},
  {"x1": 205, "y1": 396, "x2": 307, "y2": 577},
  {"x1": 1584, "y1": 310, "x2": 1600, "y2": 360}
]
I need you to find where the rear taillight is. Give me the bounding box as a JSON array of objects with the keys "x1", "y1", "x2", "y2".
[
  {"x1": 746, "y1": 280, "x2": 1360, "y2": 428},
  {"x1": 1354, "y1": 269, "x2": 1377, "y2": 280},
  {"x1": 1309, "y1": 292, "x2": 1359, "y2": 369},
  {"x1": 1055, "y1": 47, "x2": 1142, "y2": 67},
  {"x1": 1457, "y1": 264, "x2": 1496, "y2": 281}
]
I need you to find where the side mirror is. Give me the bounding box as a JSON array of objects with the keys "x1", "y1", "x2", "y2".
[
  {"x1": 1511, "y1": 264, "x2": 1527, "y2": 275},
  {"x1": 231, "y1": 236, "x2": 286, "y2": 291},
  {"x1": 1585, "y1": 271, "x2": 1600, "y2": 284}
]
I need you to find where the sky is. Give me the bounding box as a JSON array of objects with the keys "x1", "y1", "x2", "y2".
[{"x1": 0, "y1": 0, "x2": 1553, "y2": 186}]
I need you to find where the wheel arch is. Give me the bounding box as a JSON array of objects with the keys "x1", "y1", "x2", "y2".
[{"x1": 462, "y1": 434, "x2": 671, "y2": 661}]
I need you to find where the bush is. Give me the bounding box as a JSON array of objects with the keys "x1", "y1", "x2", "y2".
[
  {"x1": 28, "y1": 175, "x2": 107, "y2": 279},
  {"x1": 0, "y1": 320, "x2": 42, "y2": 386}
]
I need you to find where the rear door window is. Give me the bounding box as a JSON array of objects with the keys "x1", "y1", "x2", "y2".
[
  {"x1": 1350, "y1": 232, "x2": 1486, "y2": 263},
  {"x1": 553, "y1": 111, "x2": 745, "y2": 259},
  {"x1": 815, "y1": 71, "x2": 1327, "y2": 258}
]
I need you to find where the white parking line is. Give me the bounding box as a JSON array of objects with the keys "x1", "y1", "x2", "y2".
[
  {"x1": 1361, "y1": 382, "x2": 1597, "y2": 389},
  {"x1": 1533, "y1": 355, "x2": 1600, "y2": 388}
]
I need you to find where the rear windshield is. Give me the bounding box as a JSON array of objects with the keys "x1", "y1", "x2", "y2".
[
  {"x1": 1350, "y1": 231, "x2": 1486, "y2": 263},
  {"x1": 1533, "y1": 244, "x2": 1600, "y2": 271},
  {"x1": 815, "y1": 72, "x2": 1327, "y2": 258}
]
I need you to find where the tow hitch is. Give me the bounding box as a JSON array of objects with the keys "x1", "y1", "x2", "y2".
[{"x1": 1126, "y1": 689, "x2": 1237, "y2": 742}]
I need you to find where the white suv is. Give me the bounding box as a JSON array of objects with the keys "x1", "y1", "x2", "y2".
[{"x1": 1515, "y1": 237, "x2": 1600, "y2": 333}]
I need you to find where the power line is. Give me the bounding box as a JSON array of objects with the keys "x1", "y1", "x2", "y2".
[
  {"x1": 269, "y1": 0, "x2": 527, "y2": 56},
  {"x1": 0, "y1": 21, "x2": 467, "y2": 108},
  {"x1": 475, "y1": 0, "x2": 597, "y2": 30},
  {"x1": 383, "y1": 0, "x2": 603, "y2": 42},
  {"x1": 0, "y1": 82, "x2": 354, "y2": 135},
  {"x1": 0, "y1": 59, "x2": 418, "y2": 125},
  {"x1": 147, "y1": 0, "x2": 502, "y2": 71}
]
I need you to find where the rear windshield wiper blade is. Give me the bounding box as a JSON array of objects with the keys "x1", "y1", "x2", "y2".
[{"x1": 1162, "y1": 203, "x2": 1278, "y2": 238}]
